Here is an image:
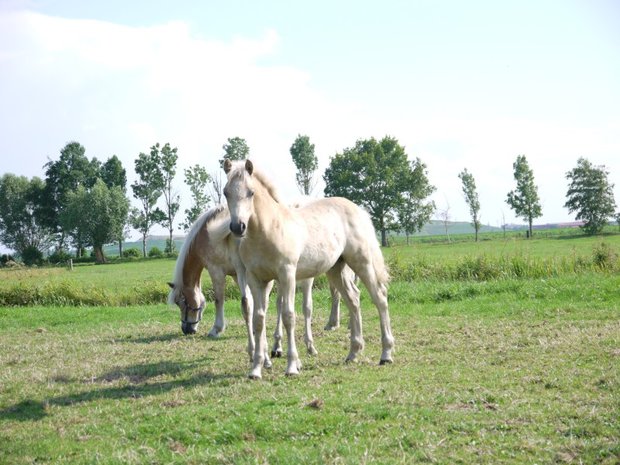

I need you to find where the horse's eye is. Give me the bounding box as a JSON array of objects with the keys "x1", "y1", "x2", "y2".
[
  {"x1": 248, "y1": 190, "x2": 254, "y2": 198},
  {"x1": 223, "y1": 189, "x2": 229, "y2": 198}
]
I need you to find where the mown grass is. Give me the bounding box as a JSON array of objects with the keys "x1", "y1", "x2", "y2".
[
  {"x1": 0, "y1": 232, "x2": 619, "y2": 463},
  {"x1": 1, "y1": 270, "x2": 619, "y2": 464}
]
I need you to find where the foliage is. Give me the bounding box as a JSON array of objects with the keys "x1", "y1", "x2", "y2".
[
  {"x1": 564, "y1": 157, "x2": 616, "y2": 235},
  {"x1": 131, "y1": 147, "x2": 166, "y2": 257},
  {"x1": 290, "y1": 134, "x2": 318, "y2": 195},
  {"x1": 324, "y1": 136, "x2": 434, "y2": 246},
  {"x1": 40, "y1": 142, "x2": 101, "y2": 250},
  {"x1": 47, "y1": 249, "x2": 72, "y2": 264},
  {"x1": 100, "y1": 155, "x2": 127, "y2": 192},
  {"x1": 219, "y1": 136, "x2": 250, "y2": 168},
  {"x1": 0, "y1": 174, "x2": 53, "y2": 258},
  {"x1": 62, "y1": 180, "x2": 130, "y2": 263},
  {"x1": 458, "y1": 168, "x2": 481, "y2": 241},
  {"x1": 506, "y1": 155, "x2": 542, "y2": 238},
  {"x1": 397, "y1": 160, "x2": 435, "y2": 244},
  {"x1": 154, "y1": 143, "x2": 180, "y2": 254},
  {"x1": 20, "y1": 245, "x2": 44, "y2": 266},
  {"x1": 148, "y1": 246, "x2": 164, "y2": 258},
  {"x1": 122, "y1": 247, "x2": 141, "y2": 258},
  {"x1": 181, "y1": 164, "x2": 212, "y2": 231}
]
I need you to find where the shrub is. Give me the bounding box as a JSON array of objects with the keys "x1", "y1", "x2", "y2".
[
  {"x1": 148, "y1": 246, "x2": 163, "y2": 258},
  {"x1": 592, "y1": 242, "x2": 617, "y2": 270},
  {"x1": 48, "y1": 250, "x2": 72, "y2": 265},
  {"x1": 123, "y1": 248, "x2": 141, "y2": 258},
  {"x1": 21, "y1": 246, "x2": 44, "y2": 266}
]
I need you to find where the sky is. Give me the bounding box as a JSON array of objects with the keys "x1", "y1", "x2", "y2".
[{"x1": 1, "y1": 0, "x2": 619, "y2": 239}]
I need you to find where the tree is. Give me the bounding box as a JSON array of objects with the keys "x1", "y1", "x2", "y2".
[
  {"x1": 437, "y1": 202, "x2": 452, "y2": 242},
  {"x1": 181, "y1": 164, "x2": 212, "y2": 231},
  {"x1": 62, "y1": 180, "x2": 129, "y2": 263},
  {"x1": 506, "y1": 155, "x2": 542, "y2": 239},
  {"x1": 398, "y1": 161, "x2": 436, "y2": 244},
  {"x1": 458, "y1": 168, "x2": 481, "y2": 241},
  {"x1": 290, "y1": 134, "x2": 318, "y2": 195},
  {"x1": 219, "y1": 137, "x2": 250, "y2": 168},
  {"x1": 40, "y1": 142, "x2": 101, "y2": 252},
  {"x1": 155, "y1": 143, "x2": 180, "y2": 253},
  {"x1": 0, "y1": 174, "x2": 53, "y2": 264},
  {"x1": 131, "y1": 149, "x2": 165, "y2": 257},
  {"x1": 100, "y1": 155, "x2": 128, "y2": 257},
  {"x1": 324, "y1": 136, "x2": 434, "y2": 246},
  {"x1": 564, "y1": 157, "x2": 616, "y2": 235}
]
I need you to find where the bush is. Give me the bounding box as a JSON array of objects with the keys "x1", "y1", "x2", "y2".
[
  {"x1": 592, "y1": 242, "x2": 617, "y2": 270},
  {"x1": 123, "y1": 248, "x2": 141, "y2": 258},
  {"x1": 148, "y1": 246, "x2": 163, "y2": 258},
  {"x1": 21, "y1": 246, "x2": 44, "y2": 266},
  {"x1": 1, "y1": 254, "x2": 15, "y2": 266},
  {"x1": 48, "y1": 250, "x2": 72, "y2": 264}
]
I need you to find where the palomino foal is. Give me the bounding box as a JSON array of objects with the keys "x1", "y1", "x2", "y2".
[{"x1": 224, "y1": 159, "x2": 394, "y2": 379}]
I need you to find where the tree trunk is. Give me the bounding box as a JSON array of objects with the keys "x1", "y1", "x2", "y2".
[
  {"x1": 142, "y1": 234, "x2": 147, "y2": 257},
  {"x1": 381, "y1": 228, "x2": 388, "y2": 247},
  {"x1": 94, "y1": 245, "x2": 106, "y2": 264},
  {"x1": 528, "y1": 218, "x2": 533, "y2": 239},
  {"x1": 118, "y1": 237, "x2": 123, "y2": 258}
]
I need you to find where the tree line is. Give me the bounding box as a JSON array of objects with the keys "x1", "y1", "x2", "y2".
[{"x1": 0, "y1": 135, "x2": 617, "y2": 265}]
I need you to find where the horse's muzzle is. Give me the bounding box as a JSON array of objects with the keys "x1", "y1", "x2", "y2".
[
  {"x1": 230, "y1": 221, "x2": 247, "y2": 237},
  {"x1": 182, "y1": 322, "x2": 198, "y2": 335}
]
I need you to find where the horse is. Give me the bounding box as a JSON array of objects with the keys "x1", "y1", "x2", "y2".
[
  {"x1": 223, "y1": 159, "x2": 395, "y2": 379},
  {"x1": 167, "y1": 204, "x2": 343, "y2": 363}
]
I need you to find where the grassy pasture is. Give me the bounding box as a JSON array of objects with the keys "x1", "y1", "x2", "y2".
[{"x1": 0, "y1": 232, "x2": 619, "y2": 464}]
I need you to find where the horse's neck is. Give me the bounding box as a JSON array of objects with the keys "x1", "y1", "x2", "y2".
[
  {"x1": 182, "y1": 234, "x2": 208, "y2": 289},
  {"x1": 250, "y1": 182, "x2": 285, "y2": 240}
]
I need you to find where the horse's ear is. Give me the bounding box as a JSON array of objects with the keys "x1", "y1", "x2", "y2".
[
  {"x1": 245, "y1": 159, "x2": 254, "y2": 175},
  {"x1": 167, "y1": 282, "x2": 175, "y2": 289},
  {"x1": 223, "y1": 159, "x2": 232, "y2": 174}
]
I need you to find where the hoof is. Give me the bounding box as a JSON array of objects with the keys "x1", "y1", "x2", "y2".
[
  {"x1": 248, "y1": 374, "x2": 262, "y2": 380},
  {"x1": 248, "y1": 368, "x2": 262, "y2": 380},
  {"x1": 263, "y1": 358, "x2": 273, "y2": 369},
  {"x1": 379, "y1": 359, "x2": 393, "y2": 366},
  {"x1": 324, "y1": 324, "x2": 339, "y2": 331},
  {"x1": 207, "y1": 328, "x2": 223, "y2": 338},
  {"x1": 307, "y1": 347, "x2": 318, "y2": 356},
  {"x1": 271, "y1": 349, "x2": 283, "y2": 358}
]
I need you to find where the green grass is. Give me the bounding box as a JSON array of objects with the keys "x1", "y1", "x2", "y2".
[
  {"x1": 1, "y1": 271, "x2": 619, "y2": 464},
  {"x1": 1, "y1": 232, "x2": 619, "y2": 463}
]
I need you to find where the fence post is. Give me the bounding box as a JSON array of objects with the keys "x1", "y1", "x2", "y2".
[{"x1": 69, "y1": 259, "x2": 73, "y2": 271}]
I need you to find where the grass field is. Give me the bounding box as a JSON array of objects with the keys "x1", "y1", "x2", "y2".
[{"x1": 1, "y1": 232, "x2": 619, "y2": 464}]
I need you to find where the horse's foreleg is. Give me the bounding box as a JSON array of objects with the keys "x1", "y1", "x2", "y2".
[
  {"x1": 300, "y1": 279, "x2": 318, "y2": 355},
  {"x1": 280, "y1": 269, "x2": 301, "y2": 376},
  {"x1": 248, "y1": 276, "x2": 270, "y2": 380},
  {"x1": 208, "y1": 273, "x2": 226, "y2": 338}
]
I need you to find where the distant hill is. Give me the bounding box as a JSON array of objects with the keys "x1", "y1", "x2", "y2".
[{"x1": 414, "y1": 220, "x2": 502, "y2": 236}]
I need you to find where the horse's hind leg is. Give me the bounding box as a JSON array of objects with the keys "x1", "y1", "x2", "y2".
[
  {"x1": 326, "y1": 263, "x2": 364, "y2": 362},
  {"x1": 324, "y1": 283, "x2": 341, "y2": 331},
  {"x1": 208, "y1": 272, "x2": 226, "y2": 337},
  {"x1": 271, "y1": 293, "x2": 283, "y2": 358},
  {"x1": 300, "y1": 278, "x2": 318, "y2": 356},
  {"x1": 353, "y1": 264, "x2": 395, "y2": 365}
]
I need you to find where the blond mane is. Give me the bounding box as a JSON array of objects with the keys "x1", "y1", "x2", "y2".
[{"x1": 168, "y1": 204, "x2": 227, "y2": 303}]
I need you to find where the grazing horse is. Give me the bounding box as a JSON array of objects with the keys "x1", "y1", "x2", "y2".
[
  {"x1": 223, "y1": 159, "x2": 395, "y2": 379},
  {"x1": 167, "y1": 204, "x2": 343, "y2": 362}
]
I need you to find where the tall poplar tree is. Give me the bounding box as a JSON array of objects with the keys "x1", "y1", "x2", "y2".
[
  {"x1": 506, "y1": 155, "x2": 542, "y2": 238},
  {"x1": 458, "y1": 168, "x2": 481, "y2": 241},
  {"x1": 290, "y1": 134, "x2": 318, "y2": 195}
]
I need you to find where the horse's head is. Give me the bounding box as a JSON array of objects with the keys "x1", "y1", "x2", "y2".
[
  {"x1": 223, "y1": 159, "x2": 256, "y2": 237},
  {"x1": 168, "y1": 282, "x2": 206, "y2": 335}
]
